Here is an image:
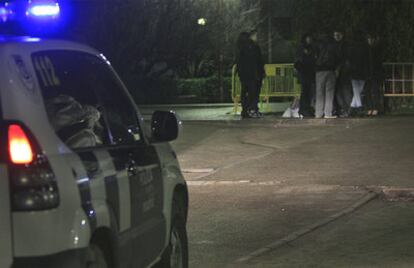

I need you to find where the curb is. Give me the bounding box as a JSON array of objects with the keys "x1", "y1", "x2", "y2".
[
  {"x1": 173, "y1": 118, "x2": 370, "y2": 127},
  {"x1": 369, "y1": 186, "x2": 414, "y2": 202},
  {"x1": 139, "y1": 103, "x2": 235, "y2": 109},
  {"x1": 182, "y1": 168, "x2": 216, "y2": 173},
  {"x1": 233, "y1": 191, "x2": 378, "y2": 263},
  {"x1": 186, "y1": 180, "x2": 282, "y2": 186}
]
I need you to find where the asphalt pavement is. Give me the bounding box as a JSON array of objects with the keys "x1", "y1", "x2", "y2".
[
  {"x1": 246, "y1": 199, "x2": 414, "y2": 268},
  {"x1": 145, "y1": 103, "x2": 414, "y2": 267}
]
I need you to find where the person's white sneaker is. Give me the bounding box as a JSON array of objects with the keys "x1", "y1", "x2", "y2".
[
  {"x1": 248, "y1": 110, "x2": 261, "y2": 119},
  {"x1": 324, "y1": 115, "x2": 338, "y2": 119}
]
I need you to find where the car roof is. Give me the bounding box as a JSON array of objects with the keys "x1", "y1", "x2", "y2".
[{"x1": 0, "y1": 35, "x2": 100, "y2": 55}]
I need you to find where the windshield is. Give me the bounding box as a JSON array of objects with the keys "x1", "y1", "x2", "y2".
[{"x1": 32, "y1": 50, "x2": 142, "y2": 148}]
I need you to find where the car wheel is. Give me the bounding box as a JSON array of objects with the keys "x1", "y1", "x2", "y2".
[
  {"x1": 155, "y1": 196, "x2": 188, "y2": 268},
  {"x1": 85, "y1": 243, "x2": 108, "y2": 268}
]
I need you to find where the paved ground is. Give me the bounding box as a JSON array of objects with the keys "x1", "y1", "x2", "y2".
[
  {"x1": 166, "y1": 113, "x2": 414, "y2": 268},
  {"x1": 247, "y1": 200, "x2": 414, "y2": 268},
  {"x1": 139, "y1": 102, "x2": 290, "y2": 121}
]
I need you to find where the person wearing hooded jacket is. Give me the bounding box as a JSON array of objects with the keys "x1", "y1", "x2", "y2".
[
  {"x1": 364, "y1": 34, "x2": 384, "y2": 116},
  {"x1": 295, "y1": 33, "x2": 316, "y2": 117},
  {"x1": 235, "y1": 31, "x2": 265, "y2": 119},
  {"x1": 314, "y1": 33, "x2": 342, "y2": 118},
  {"x1": 333, "y1": 30, "x2": 353, "y2": 117}
]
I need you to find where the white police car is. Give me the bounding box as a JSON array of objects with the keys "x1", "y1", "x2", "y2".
[{"x1": 0, "y1": 33, "x2": 188, "y2": 268}]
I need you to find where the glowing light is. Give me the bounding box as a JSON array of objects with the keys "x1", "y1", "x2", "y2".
[
  {"x1": 8, "y1": 124, "x2": 34, "y2": 164},
  {"x1": 0, "y1": 4, "x2": 13, "y2": 22},
  {"x1": 0, "y1": 7, "x2": 7, "y2": 15},
  {"x1": 22, "y1": 37, "x2": 41, "y2": 42},
  {"x1": 26, "y1": 3, "x2": 60, "y2": 17},
  {"x1": 0, "y1": 7, "x2": 7, "y2": 22},
  {"x1": 197, "y1": 18, "x2": 207, "y2": 26}
]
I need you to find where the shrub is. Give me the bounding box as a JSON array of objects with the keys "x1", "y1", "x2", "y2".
[
  {"x1": 126, "y1": 75, "x2": 232, "y2": 104},
  {"x1": 176, "y1": 76, "x2": 232, "y2": 103}
]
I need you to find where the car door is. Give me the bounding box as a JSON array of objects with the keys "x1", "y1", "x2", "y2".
[
  {"x1": 32, "y1": 49, "x2": 166, "y2": 267},
  {"x1": 95, "y1": 61, "x2": 166, "y2": 267},
  {"x1": 0, "y1": 164, "x2": 12, "y2": 268}
]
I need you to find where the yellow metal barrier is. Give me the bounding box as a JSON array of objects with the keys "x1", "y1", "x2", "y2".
[
  {"x1": 231, "y1": 64, "x2": 301, "y2": 113},
  {"x1": 384, "y1": 63, "x2": 414, "y2": 97}
]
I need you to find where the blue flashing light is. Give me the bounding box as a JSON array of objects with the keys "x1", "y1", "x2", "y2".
[
  {"x1": 22, "y1": 37, "x2": 41, "y2": 42},
  {"x1": 0, "y1": 2, "x2": 14, "y2": 22},
  {"x1": 0, "y1": 0, "x2": 68, "y2": 37},
  {"x1": 0, "y1": 7, "x2": 7, "y2": 21},
  {"x1": 26, "y1": 3, "x2": 60, "y2": 18}
]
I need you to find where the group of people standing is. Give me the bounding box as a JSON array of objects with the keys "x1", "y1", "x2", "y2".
[
  {"x1": 295, "y1": 30, "x2": 384, "y2": 118},
  {"x1": 235, "y1": 29, "x2": 384, "y2": 119}
]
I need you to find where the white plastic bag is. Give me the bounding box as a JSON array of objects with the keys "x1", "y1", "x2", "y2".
[{"x1": 282, "y1": 98, "x2": 301, "y2": 118}]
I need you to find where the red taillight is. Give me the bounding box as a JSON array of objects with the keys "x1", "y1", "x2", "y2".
[
  {"x1": 5, "y1": 123, "x2": 59, "y2": 211},
  {"x1": 8, "y1": 124, "x2": 34, "y2": 164}
]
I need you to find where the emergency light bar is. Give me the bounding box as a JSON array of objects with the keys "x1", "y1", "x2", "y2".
[
  {"x1": 26, "y1": 2, "x2": 60, "y2": 18},
  {"x1": 0, "y1": 0, "x2": 63, "y2": 35}
]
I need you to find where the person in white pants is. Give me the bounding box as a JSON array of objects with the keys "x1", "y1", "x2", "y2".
[
  {"x1": 348, "y1": 41, "x2": 368, "y2": 114},
  {"x1": 351, "y1": 79, "x2": 365, "y2": 108},
  {"x1": 314, "y1": 34, "x2": 341, "y2": 119}
]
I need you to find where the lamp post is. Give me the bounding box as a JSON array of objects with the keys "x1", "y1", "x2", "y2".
[
  {"x1": 217, "y1": 0, "x2": 224, "y2": 102},
  {"x1": 268, "y1": 14, "x2": 272, "y2": 63},
  {"x1": 263, "y1": 0, "x2": 272, "y2": 63}
]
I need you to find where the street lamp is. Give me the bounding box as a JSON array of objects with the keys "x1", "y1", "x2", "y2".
[
  {"x1": 217, "y1": 0, "x2": 224, "y2": 102},
  {"x1": 197, "y1": 17, "x2": 207, "y2": 26}
]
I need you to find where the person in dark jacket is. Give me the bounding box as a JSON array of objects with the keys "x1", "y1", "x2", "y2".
[
  {"x1": 314, "y1": 34, "x2": 342, "y2": 118},
  {"x1": 333, "y1": 30, "x2": 353, "y2": 117},
  {"x1": 249, "y1": 30, "x2": 266, "y2": 117},
  {"x1": 364, "y1": 34, "x2": 384, "y2": 116},
  {"x1": 295, "y1": 33, "x2": 316, "y2": 117},
  {"x1": 235, "y1": 31, "x2": 265, "y2": 118},
  {"x1": 349, "y1": 40, "x2": 369, "y2": 114}
]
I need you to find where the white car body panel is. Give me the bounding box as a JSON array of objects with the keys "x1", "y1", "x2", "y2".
[{"x1": 0, "y1": 165, "x2": 13, "y2": 267}]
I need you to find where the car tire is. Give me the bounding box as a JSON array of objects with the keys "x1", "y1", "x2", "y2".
[
  {"x1": 85, "y1": 243, "x2": 108, "y2": 268},
  {"x1": 155, "y1": 196, "x2": 188, "y2": 268}
]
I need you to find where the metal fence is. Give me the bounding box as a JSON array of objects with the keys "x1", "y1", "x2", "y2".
[{"x1": 384, "y1": 63, "x2": 414, "y2": 97}]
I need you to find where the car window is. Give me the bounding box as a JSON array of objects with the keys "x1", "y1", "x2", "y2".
[
  {"x1": 32, "y1": 50, "x2": 142, "y2": 149},
  {"x1": 95, "y1": 61, "x2": 142, "y2": 146}
]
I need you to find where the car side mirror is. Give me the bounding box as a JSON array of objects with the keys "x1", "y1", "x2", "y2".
[{"x1": 151, "y1": 111, "x2": 181, "y2": 142}]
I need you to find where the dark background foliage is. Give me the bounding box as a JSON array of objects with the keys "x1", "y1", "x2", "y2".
[
  {"x1": 292, "y1": 0, "x2": 414, "y2": 61},
  {"x1": 58, "y1": 0, "x2": 414, "y2": 104}
]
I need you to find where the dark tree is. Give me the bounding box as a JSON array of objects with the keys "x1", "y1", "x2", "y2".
[{"x1": 292, "y1": 0, "x2": 414, "y2": 61}]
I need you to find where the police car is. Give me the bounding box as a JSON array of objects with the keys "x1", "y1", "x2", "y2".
[{"x1": 0, "y1": 2, "x2": 188, "y2": 268}]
